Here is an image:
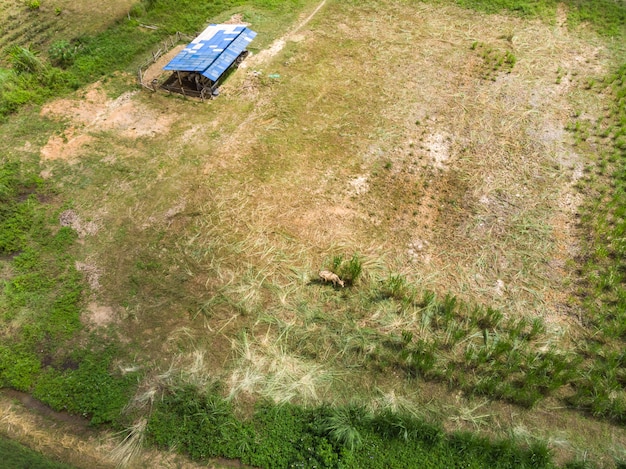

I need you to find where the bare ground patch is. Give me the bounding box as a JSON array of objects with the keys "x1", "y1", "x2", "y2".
[
  {"x1": 142, "y1": 44, "x2": 186, "y2": 84},
  {"x1": 40, "y1": 83, "x2": 176, "y2": 160}
]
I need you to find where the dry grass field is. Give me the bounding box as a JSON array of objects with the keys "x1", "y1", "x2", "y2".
[{"x1": 2, "y1": 0, "x2": 626, "y2": 466}]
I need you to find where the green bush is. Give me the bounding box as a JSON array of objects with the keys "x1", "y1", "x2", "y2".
[
  {"x1": 0, "y1": 346, "x2": 41, "y2": 391},
  {"x1": 48, "y1": 41, "x2": 78, "y2": 68},
  {"x1": 32, "y1": 348, "x2": 138, "y2": 425},
  {"x1": 146, "y1": 386, "x2": 555, "y2": 468},
  {"x1": 8, "y1": 46, "x2": 45, "y2": 74},
  {"x1": 147, "y1": 384, "x2": 251, "y2": 459}
]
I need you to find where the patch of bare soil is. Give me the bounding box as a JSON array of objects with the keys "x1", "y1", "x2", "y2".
[
  {"x1": 556, "y1": 2, "x2": 568, "y2": 28},
  {"x1": 85, "y1": 302, "x2": 115, "y2": 327},
  {"x1": 40, "y1": 129, "x2": 95, "y2": 161},
  {"x1": 142, "y1": 44, "x2": 186, "y2": 84},
  {"x1": 40, "y1": 84, "x2": 175, "y2": 160},
  {"x1": 223, "y1": 13, "x2": 248, "y2": 25},
  {"x1": 60, "y1": 209, "x2": 99, "y2": 238},
  {"x1": 75, "y1": 261, "x2": 102, "y2": 291}
]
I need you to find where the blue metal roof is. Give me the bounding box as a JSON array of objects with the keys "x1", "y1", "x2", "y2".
[{"x1": 163, "y1": 24, "x2": 257, "y2": 82}]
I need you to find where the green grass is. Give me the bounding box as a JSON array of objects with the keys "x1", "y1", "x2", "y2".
[
  {"x1": 0, "y1": 153, "x2": 139, "y2": 424},
  {"x1": 0, "y1": 436, "x2": 76, "y2": 469},
  {"x1": 566, "y1": 63, "x2": 626, "y2": 423},
  {"x1": 454, "y1": 0, "x2": 626, "y2": 36}
]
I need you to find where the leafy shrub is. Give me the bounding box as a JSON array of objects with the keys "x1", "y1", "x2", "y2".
[
  {"x1": 327, "y1": 253, "x2": 363, "y2": 286},
  {"x1": 379, "y1": 274, "x2": 412, "y2": 301},
  {"x1": 320, "y1": 405, "x2": 369, "y2": 450},
  {"x1": 48, "y1": 41, "x2": 78, "y2": 68},
  {"x1": 246, "y1": 403, "x2": 345, "y2": 468},
  {"x1": 146, "y1": 386, "x2": 555, "y2": 468},
  {"x1": 0, "y1": 346, "x2": 41, "y2": 391},
  {"x1": 32, "y1": 347, "x2": 138, "y2": 425},
  {"x1": 147, "y1": 384, "x2": 251, "y2": 459}
]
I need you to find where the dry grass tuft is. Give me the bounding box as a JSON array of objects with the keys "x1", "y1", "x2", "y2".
[
  {"x1": 227, "y1": 331, "x2": 336, "y2": 404},
  {"x1": 110, "y1": 419, "x2": 147, "y2": 468}
]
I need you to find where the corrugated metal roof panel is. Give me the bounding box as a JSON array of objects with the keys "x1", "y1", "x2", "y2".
[
  {"x1": 202, "y1": 28, "x2": 257, "y2": 81},
  {"x1": 163, "y1": 24, "x2": 256, "y2": 82}
]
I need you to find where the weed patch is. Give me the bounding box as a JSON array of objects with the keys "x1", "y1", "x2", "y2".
[{"x1": 470, "y1": 41, "x2": 516, "y2": 81}]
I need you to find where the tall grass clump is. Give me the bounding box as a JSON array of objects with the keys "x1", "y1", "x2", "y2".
[
  {"x1": 320, "y1": 405, "x2": 369, "y2": 450},
  {"x1": 325, "y1": 253, "x2": 363, "y2": 286},
  {"x1": 8, "y1": 46, "x2": 45, "y2": 74}
]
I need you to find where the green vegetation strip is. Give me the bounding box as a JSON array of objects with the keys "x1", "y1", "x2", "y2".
[
  {"x1": 568, "y1": 63, "x2": 626, "y2": 423},
  {"x1": 146, "y1": 384, "x2": 554, "y2": 469},
  {"x1": 0, "y1": 157, "x2": 138, "y2": 424},
  {"x1": 454, "y1": 0, "x2": 625, "y2": 36}
]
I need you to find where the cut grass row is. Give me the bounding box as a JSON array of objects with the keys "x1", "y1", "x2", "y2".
[{"x1": 227, "y1": 264, "x2": 575, "y2": 409}]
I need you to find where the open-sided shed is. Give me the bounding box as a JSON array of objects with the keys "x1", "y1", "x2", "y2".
[{"x1": 161, "y1": 24, "x2": 256, "y2": 98}]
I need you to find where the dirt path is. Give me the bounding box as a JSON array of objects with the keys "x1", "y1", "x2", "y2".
[
  {"x1": 0, "y1": 392, "x2": 236, "y2": 469},
  {"x1": 243, "y1": 0, "x2": 326, "y2": 66}
]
